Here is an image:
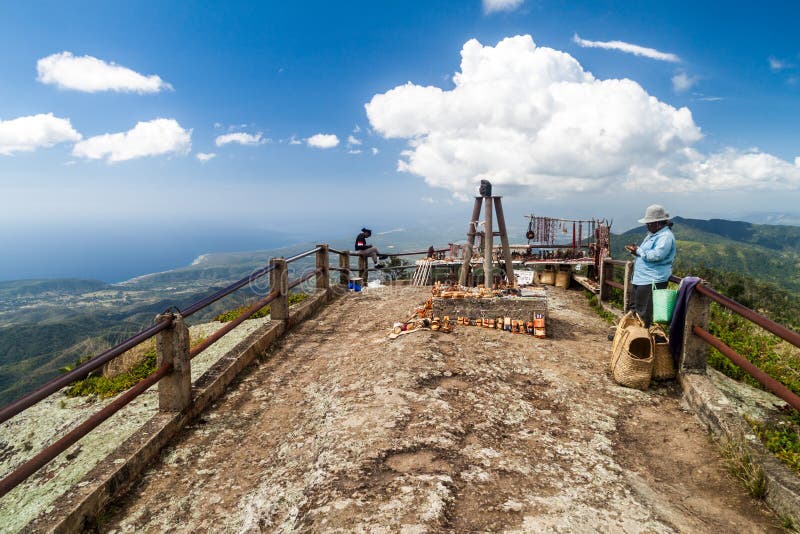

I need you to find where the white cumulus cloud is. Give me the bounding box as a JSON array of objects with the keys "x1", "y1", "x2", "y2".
[
  {"x1": 37, "y1": 51, "x2": 172, "y2": 93},
  {"x1": 483, "y1": 0, "x2": 524, "y2": 14},
  {"x1": 196, "y1": 152, "x2": 216, "y2": 162},
  {"x1": 347, "y1": 135, "x2": 362, "y2": 146},
  {"x1": 73, "y1": 118, "x2": 191, "y2": 163},
  {"x1": 366, "y1": 35, "x2": 800, "y2": 194},
  {"x1": 0, "y1": 113, "x2": 82, "y2": 155},
  {"x1": 307, "y1": 133, "x2": 339, "y2": 148},
  {"x1": 215, "y1": 132, "x2": 265, "y2": 147},
  {"x1": 672, "y1": 72, "x2": 698, "y2": 92},
  {"x1": 573, "y1": 34, "x2": 680, "y2": 62}
]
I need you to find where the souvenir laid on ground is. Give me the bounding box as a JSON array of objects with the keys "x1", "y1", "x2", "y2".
[{"x1": 388, "y1": 301, "x2": 453, "y2": 340}]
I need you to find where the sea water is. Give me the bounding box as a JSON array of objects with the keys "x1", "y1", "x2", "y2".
[{"x1": 0, "y1": 223, "x2": 300, "y2": 283}]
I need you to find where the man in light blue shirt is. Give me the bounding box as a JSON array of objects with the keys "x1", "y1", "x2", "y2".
[{"x1": 625, "y1": 205, "x2": 676, "y2": 326}]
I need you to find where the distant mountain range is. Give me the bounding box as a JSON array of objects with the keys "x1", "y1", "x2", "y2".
[
  {"x1": 740, "y1": 212, "x2": 800, "y2": 227},
  {"x1": 612, "y1": 216, "x2": 800, "y2": 294}
]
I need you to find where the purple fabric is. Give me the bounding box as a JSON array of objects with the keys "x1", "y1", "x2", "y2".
[{"x1": 669, "y1": 276, "x2": 702, "y2": 364}]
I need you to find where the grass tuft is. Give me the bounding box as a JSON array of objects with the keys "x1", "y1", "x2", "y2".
[
  {"x1": 719, "y1": 435, "x2": 767, "y2": 499},
  {"x1": 584, "y1": 290, "x2": 617, "y2": 324}
]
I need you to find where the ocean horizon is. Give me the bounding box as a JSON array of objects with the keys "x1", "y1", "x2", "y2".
[{"x1": 0, "y1": 224, "x2": 308, "y2": 284}]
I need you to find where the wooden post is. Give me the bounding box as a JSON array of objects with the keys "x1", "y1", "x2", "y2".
[
  {"x1": 599, "y1": 259, "x2": 611, "y2": 302},
  {"x1": 459, "y1": 197, "x2": 483, "y2": 286},
  {"x1": 339, "y1": 251, "x2": 350, "y2": 286},
  {"x1": 623, "y1": 261, "x2": 633, "y2": 312},
  {"x1": 483, "y1": 196, "x2": 493, "y2": 287},
  {"x1": 680, "y1": 286, "x2": 710, "y2": 373},
  {"x1": 358, "y1": 255, "x2": 368, "y2": 283},
  {"x1": 156, "y1": 313, "x2": 191, "y2": 412},
  {"x1": 493, "y1": 196, "x2": 515, "y2": 287},
  {"x1": 315, "y1": 244, "x2": 330, "y2": 292},
  {"x1": 269, "y1": 258, "x2": 289, "y2": 322}
]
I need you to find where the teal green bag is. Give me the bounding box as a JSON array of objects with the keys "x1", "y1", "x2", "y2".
[{"x1": 652, "y1": 282, "x2": 678, "y2": 323}]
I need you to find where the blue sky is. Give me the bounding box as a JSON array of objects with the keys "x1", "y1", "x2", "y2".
[{"x1": 1, "y1": 1, "x2": 799, "y2": 280}]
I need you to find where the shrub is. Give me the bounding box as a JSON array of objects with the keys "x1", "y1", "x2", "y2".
[
  {"x1": 751, "y1": 419, "x2": 800, "y2": 475},
  {"x1": 213, "y1": 292, "x2": 308, "y2": 323},
  {"x1": 66, "y1": 336, "x2": 206, "y2": 398},
  {"x1": 66, "y1": 345, "x2": 158, "y2": 398}
]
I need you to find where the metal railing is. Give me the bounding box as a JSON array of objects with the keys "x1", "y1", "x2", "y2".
[
  {"x1": 598, "y1": 258, "x2": 800, "y2": 414},
  {"x1": 330, "y1": 247, "x2": 449, "y2": 281},
  {"x1": 0, "y1": 243, "x2": 449, "y2": 499},
  {"x1": 0, "y1": 247, "x2": 327, "y2": 498},
  {"x1": 687, "y1": 283, "x2": 800, "y2": 413},
  {"x1": 0, "y1": 319, "x2": 175, "y2": 425}
]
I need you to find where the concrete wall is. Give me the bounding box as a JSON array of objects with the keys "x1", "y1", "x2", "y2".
[{"x1": 680, "y1": 371, "x2": 800, "y2": 525}]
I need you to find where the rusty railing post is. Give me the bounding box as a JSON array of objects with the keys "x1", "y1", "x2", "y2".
[
  {"x1": 623, "y1": 260, "x2": 633, "y2": 312},
  {"x1": 270, "y1": 258, "x2": 289, "y2": 322},
  {"x1": 316, "y1": 244, "x2": 330, "y2": 292},
  {"x1": 156, "y1": 312, "x2": 191, "y2": 412},
  {"x1": 339, "y1": 251, "x2": 350, "y2": 286},
  {"x1": 680, "y1": 285, "x2": 711, "y2": 373},
  {"x1": 358, "y1": 255, "x2": 368, "y2": 283}
]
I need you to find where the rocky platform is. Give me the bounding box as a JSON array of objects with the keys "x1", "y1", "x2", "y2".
[{"x1": 101, "y1": 286, "x2": 779, "y2": 533}]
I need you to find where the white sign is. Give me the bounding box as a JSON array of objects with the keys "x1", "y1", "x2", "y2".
[{"x1": 514, "y1": 270, "x2": 534, "y2": 286}]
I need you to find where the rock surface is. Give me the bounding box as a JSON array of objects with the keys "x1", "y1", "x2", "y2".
[{"x1": 102, "y1": 286, "x2": 779, "y2": 532}]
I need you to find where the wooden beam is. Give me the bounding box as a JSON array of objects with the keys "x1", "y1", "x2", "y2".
[
  {"x1": 493, "y1": 196, "x2": 516, "y2": 287},
  {"x1": 459, "y1": 196, "x2": 483, "y2": 286}
]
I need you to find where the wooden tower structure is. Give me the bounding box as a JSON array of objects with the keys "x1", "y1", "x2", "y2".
[{"x1": 458, "y1": 186, "x2": 515, "y2": 288}]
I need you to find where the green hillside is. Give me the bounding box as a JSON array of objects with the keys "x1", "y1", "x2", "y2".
[
  {"x1": 612, "y1": 217, "x2": 800, "y2": 294},
  {"x1": 0, "y1": 278, "x2": 110, "y2": 299}
]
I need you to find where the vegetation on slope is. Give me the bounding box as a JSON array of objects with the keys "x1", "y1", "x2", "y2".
[
  {"x1": 612, "y1": 217, "x2": 800, "y2": 294},
  {"x1": 65, "y1": 343, "x2": 159, "y2": 398},
  {"x1": 213, "y1": 292, "x2": 308, "y2": 322},
  {"x1": 0, "y1": 278, "x2": 111, "y2": 299}
]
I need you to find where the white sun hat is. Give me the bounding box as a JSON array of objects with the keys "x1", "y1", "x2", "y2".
[{"x1": 638, "y1": 204, "x2": 670, "y2": 223}]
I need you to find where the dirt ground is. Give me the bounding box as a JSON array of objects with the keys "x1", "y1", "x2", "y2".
[{"x1": 102, "y1": 286, "x2": 781, "y2": 533}]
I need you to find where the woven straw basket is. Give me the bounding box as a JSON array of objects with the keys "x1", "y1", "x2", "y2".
[
  {"x1": 611, "y1": 312, "x2": 643, "y2": 372},
  {"x1": 539, "y1": 270, "x2": 555, "y2": 285},
  {"x1": 649, "y1": 324, "x2": 676, "y2": 380},
  {"x1": 555, "y1": 269, "x2": 571, "y2": 288},
  {"x1": 611, "y1": 325, "x2": 654, "y2": 390}
]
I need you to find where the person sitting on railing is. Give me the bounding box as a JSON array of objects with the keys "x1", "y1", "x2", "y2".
[
  {"x1": 625, "y1": 204, "x2": 676, "y2": 327},
  {"x1": 354, "y1": 228, "x2": 387, "y2": 269}
]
